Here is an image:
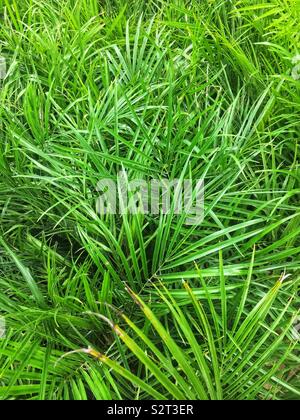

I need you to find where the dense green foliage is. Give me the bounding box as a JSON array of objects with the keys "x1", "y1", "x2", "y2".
[{"x1": 0, "y1": 0, "x2": 299, "y2": 400}]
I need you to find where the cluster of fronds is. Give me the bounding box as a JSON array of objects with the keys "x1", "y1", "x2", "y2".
[{"x1": 0, "y1": 0, "x2": 299, "y2": 400}]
